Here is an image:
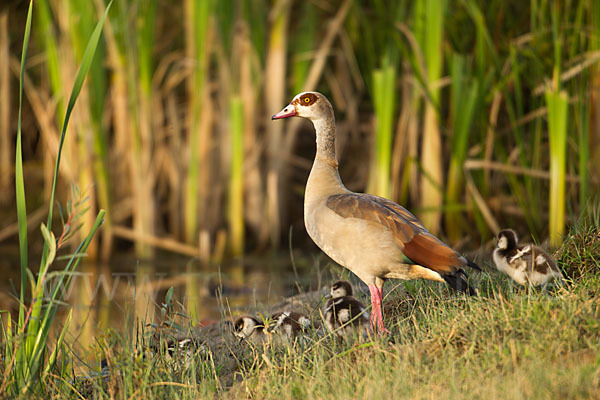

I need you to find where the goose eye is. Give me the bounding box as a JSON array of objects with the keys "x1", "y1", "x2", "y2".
[{"x1": 304, "y1": 97, "x2": 310, "y2": 103}]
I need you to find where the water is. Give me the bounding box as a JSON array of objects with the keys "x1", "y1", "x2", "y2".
[{"x1": 0, "y1": 247, "x2": 333, "y2": 364}]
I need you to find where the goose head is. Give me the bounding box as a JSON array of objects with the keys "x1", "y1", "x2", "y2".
[
  {"x1": 497, "y1": 229, "x2": 518, "y2": 251},
  {"x1": 271, "y1": 91, "x2": 333, "y2": 121},
  {"x1": 326, "y1": 280, "x2": 354, "y2": 299}
]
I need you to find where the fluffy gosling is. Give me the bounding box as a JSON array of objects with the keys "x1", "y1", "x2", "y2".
[
  {"x1": 493, "y1": 229, "x2": 563, "y2": 287},
  {"x1": 324, "y1": 280, "x2": 369, "y2": 337}
]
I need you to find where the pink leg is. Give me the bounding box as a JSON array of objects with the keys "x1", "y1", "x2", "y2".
[{"x1": 368, "y1": 285, "x2": 390, "y2": 335}]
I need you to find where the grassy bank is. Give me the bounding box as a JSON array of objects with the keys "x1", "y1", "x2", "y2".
[{"x1": 10, "y1": 223, "x2": 595, "y2": 399}]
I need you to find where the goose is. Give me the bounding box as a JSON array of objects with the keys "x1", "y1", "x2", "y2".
[
  {"x1": 324, "y1": 280, "x2": 369, "y2": 336},
  {"x1": 493, "y1": 229, "x2": 563, "y2": 287},
  {"x1": 150, "y1": 320, "x2": 233, "y2": 362},
  {"x1": 267, "y1": 311, "x2": 313, "y2": 341},
  {"x1": 233, "y1": 316, "x2": 268, "y2": 344},
  {"x1": 272, "y1": 92, "x2": 480, "y2": 334},
  {"x1": 234, "y1": 312, "x2": 313, "y2": 344}
]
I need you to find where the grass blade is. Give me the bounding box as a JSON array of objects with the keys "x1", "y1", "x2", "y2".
[{"x1": 15, "y1": 0, "x2": 33, "y2": 331}]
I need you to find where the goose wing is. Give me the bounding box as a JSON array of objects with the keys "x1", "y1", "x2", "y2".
[{"x1": 325, "y1": 193, "x2": 477, "y2": 275}]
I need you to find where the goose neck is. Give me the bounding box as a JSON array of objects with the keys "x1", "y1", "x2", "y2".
[{"x1": 312, "y1": 116, "x2": 337, "y2": 163}]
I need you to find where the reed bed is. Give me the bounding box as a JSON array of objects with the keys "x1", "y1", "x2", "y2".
[{"x1": 0, "y1": 0, "x2": 599, "y2": 259}]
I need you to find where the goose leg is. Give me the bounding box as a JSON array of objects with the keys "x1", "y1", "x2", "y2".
[{"x1": 368, "y1": 284, "x2": 390, "y2": 335}]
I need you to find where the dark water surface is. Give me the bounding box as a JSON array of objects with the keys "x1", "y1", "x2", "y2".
[{"x1": 0, "y1": 246, "x2": 335, "y2": 364}]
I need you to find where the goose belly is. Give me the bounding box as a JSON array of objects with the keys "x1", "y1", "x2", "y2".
[
  {"x1": 493, "y1": 250, "x2": 528, "y2": 285},
  {"x1": 304, "y1": 204, "x2": 402, "y2": 278}
]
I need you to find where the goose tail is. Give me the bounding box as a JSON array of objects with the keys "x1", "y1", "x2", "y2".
[{"x1": 442, "y1": 270, "x2": 477, "y2": 296}]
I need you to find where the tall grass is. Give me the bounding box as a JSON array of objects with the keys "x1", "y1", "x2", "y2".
[
  {"x1": 2, "y1": 0, "x2": 598, "y2": 258},
  {"x1": 2, "y1": 1, "x2": 108, "y2": 395}
]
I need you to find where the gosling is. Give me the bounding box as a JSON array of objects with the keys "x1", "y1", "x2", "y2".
[
  {"x1": 493, "y1": 229, "x2": 563, "y2": 288},
  {"x1": 324, "y1": 280, "x2": 369, "y2": 337}
]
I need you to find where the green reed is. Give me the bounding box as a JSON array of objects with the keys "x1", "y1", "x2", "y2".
[
  {"x1": 68, "y1": 0, "x2": 112, "y2": 259},
  {"x1": 445, "y1": 54, "x2": 479, "y2": 241},
  {"x1": 546, "y1": 2, "x2": 569, "y2": 246},
  {"x1": 369, "y1": 65, "x2": 396, "y2": 198},
  {"x1": 228, "y1": 96, "x2": 244, "y2": 256},
  {"x1": 416, "y1": 0, "x2": 446, "y2": 234},
  {"x1": 184, "y1": 0, "x2": 212, "y2": 245}
]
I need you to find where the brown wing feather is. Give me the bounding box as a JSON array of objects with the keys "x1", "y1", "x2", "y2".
[
  {"x1": 401, "y1": 234, "x2": 463, "y2": 274},
  {"x1": 326, "y1": 193, "x2": 464, "y2": 274}
]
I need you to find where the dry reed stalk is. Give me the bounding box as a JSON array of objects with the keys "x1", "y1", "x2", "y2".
[
  {"x1": 228, "y1": 93, "x2": 244, "y2": 256},
  {"x1": 104, "y1": 38, "x2": 130, "y2": 248},
  {"x1": 264, "y1": 0, "x2": 291, "y2": 247},
  {"x1": 239, "y1": 21, "x2": 265, "y2": 246},
  {"x1": 197, "y1": 88, "x2": 214, "y2": 229},
  {"x1": 276, "y1": 0, "x2": 351, "y2": 234},
  {"x1": 0, "y1": 206, "x2": 47, "y2": 243},
  {"x1": 464, "y1": 169, "x2": 500, "y2": 234},
  {"x1": 395, "y1": 23, "x2": 425, "y2": 206},
  {"x1": 532, "y1": 50, "x2": 600, "y2": 96},
  {"x1": 128, "y1": 0, "x2": 158, "y2": 258},
  {"x1": 484, "y1": 90, "x2": 502, "y2": 186},
  {"x1": 0, "y1": 12, "x2": 10, "y2": 204},
  {"x1": 9, "y1": 59, "x2": 73, "y2": 181},
  {"x1": 130, "y1": 124, "x2": 156, "y2": 259},
  {"x1": 41, "y1": 0, "x2": 95, "y2": 255},
  {"x1": 45, "y1": 1, "x2": 98, "y2": 255},
  {"x1": 464, "y1": 159, "x2": 580, "y2": 183},
  {"x1": 391, "y1": 70, "x2": 411, "y2": 204},
  {"x1": 184, "y1": 0, "x2": 212, "y2": 245},
  {"x1": 282, "y1": 0, "x2": 352, "y2": 150},
  {"x1": 112, "y1": 225, "x2": 199, "y2": 257},
  {"x1": 419, "y1": 104, "x2": 443, "y2": 232},
  {"x1": 166, "y1": 92, "x2": 183, "y2": 238}
]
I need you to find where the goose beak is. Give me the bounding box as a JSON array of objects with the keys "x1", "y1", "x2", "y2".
[
  {"x1": 272, "y1": 104, "x2": 297, "y2": 120},
  {"x1": 324, "y1": 293, "x2": 332, "y2": 299}
]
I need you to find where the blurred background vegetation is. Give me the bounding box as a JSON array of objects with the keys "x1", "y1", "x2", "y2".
[{"x1": 0, "y1": 0, "x2": 599, "y2": 263}]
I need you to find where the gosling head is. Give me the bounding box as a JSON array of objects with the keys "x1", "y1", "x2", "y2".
[
  {"x1": 327, "y1": 280, "x2": 354, "y2": 299},
  {"x1": 497, "y1": 229, "x2": 518, "y2": 251},
  {"x1": 271, "y1": 92, "x2": 333, "y2": 121},
  {"x1": 232, "y1": 316, "x2": 263, "y2": 339}
]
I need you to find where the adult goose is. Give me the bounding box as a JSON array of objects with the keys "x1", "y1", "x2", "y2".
[
  {"x1": 272, "y1": 92, "x2": 480, "y2": 334},
  {"x1": 493, "y1": 229, "x2": 563, "y2": 287}
]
